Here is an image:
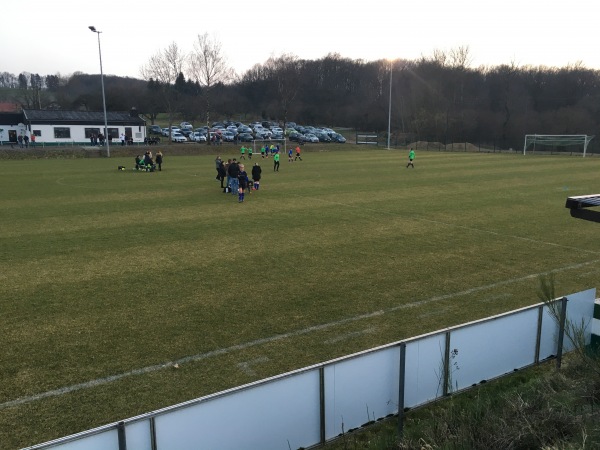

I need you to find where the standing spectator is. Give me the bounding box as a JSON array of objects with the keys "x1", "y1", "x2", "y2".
[
  {"x1": 18, "y1": 134, "x2": 23, "y2": 148},
  {"x1": 215, "y1": 156, "x2": 223, "y2": 180},
  {"x1": 23, "y1": 134, "x2": 29, "y2": 148},
  {"x1": 98, "y1": 133, "x2": 105, "y2": 146},
  {"x1": 120, "y1": 133, "x2": 126, "y2": 146},
  {"x1": 251, "y1": 162, "x2": 262, "y2": 191},
  {"x1": 273, "y1": 151, "x2": 280, "y2": 172},
  {"x1": 217, "y1": 158, "x2": 226, "y2": 188},
  {"x1": 108, "y1": 134, "x2": 113, "y2": 146},
  {"x1": 228, "y1": 158, "x2": 240, "y2": 195},
  {"x1": 156, "y1": 151, "x2": 163, "y2": 171},
  {"x1": 90, "y1": 133, "x2": 95, "y2": 146},
  {"x1": 30, "y1": 133, "x2": 36, "y2": 148},
  {"x1": 406, "y1": 148, "x2": 415, "y2": 168}
]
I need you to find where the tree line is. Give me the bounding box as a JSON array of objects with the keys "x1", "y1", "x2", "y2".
[{"x1": 2, "y1": 44, "x2": 600, "y2": 150}]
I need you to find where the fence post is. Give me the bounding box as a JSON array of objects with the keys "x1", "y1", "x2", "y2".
[
  {"x1": 556, "y1": 296, "x2": 569, "y2": 369},
  {"x1": 319, "y1": 366, "x2": 326, "y2": 445},
  {"x1": 534, "y1": 305, "x2": 544, "y2": 364},
  {"x1": 397, "y1": 342, "x2": 407, "y2": 439},
  {"x1": 117, "y1": 421, "x2": 127, "y2": 450},
  {"x1": 443, "y1": 331, "x2": 451, "y2": 396}
]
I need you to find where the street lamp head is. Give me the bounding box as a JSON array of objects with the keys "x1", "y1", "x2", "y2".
[{"x1": 88, "y1": 26, "x2": 97, "y2": 32}]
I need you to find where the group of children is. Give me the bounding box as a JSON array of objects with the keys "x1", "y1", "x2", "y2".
[{"x1": 135, "y1": 150, "x2": 163, "y2": 172}]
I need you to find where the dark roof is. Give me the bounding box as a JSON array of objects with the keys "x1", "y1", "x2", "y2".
[
  {"x1": 0, "y1": 112, "x2": 24, "y2": 125},
  {"x1": 22, "y1": 109, "x2": 146, "y2": 126}
]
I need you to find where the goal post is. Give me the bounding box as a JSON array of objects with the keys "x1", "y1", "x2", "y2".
[
  {"x1": 251, "y1": 138, "x2": 288, "y2": 154},
  {"x1": 523, "y1": 134, "x2": 595, "y2": 157}
]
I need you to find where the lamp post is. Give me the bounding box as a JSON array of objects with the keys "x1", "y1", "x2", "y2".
[
  {"x1": 387, "y1": 60, "x2": 393, "y2": 150},
  {"x1": 89, "y1": 26, "x2": 110, "y2": 157}
]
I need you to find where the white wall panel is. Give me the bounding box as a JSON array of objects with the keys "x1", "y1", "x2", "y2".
[
  {"x1": 403, "y1": 333, "x2": 447, "y2": 407},
  {"x1": 323, "y1": 346, "x2": 400, "y2": 440}
]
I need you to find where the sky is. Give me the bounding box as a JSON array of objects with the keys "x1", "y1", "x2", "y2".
[{"x1": 2, "y1": 0, "x2": 599, "y2": 80}]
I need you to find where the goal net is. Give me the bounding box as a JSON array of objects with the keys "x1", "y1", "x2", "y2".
[
  {"x1": 523, "y1": 134, "x2": 595, "y2": 157},
  {"x1": 251, "y1": 138, "x2": 288, "y2": 154}
]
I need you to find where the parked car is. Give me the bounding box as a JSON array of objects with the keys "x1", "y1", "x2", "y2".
[
  {"x1": 314, "y1": 131, "x2": 332, "y2": 143},
  {"x1": 238, "y1": 125, "x2": 252, "y2": 134},
  {"x1": 303, "y1": 133, "x2": 319, "y2": 143},
  {"x1": 161, "y1": 128, "x2": 170, "y2": 136},
  {"x1": 238, "y1": 133, "x2": 254, "y2": 142},
  {"x1": 330, "y1": 132, "x2": 346, "y2": 143},
  {"x1": 179, "y1": 129, "x2": 193, "y2": 137},
  {"x1": 222, "y1": 131, "x2": 236, "y2": 142},
  {"x1": 171, "y1": 132, "x2": 187, "y2": 143},
  {"x1": 288, "y1": 132, "x2": 305, "y2": 142},
  {"x1": 148, "y1": 125, "x2": 162, "y2": 135},
  {"x1": 180, "y1": 122, "x2": 193, "y2": 130},
  {"x1": 191, "y1": 132, "x2": 207, "y2": 142}
]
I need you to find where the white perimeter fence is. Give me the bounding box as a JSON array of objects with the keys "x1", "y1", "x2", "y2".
[{"x1": 26, "y1": 288, "x2": 596, "y2": 450}]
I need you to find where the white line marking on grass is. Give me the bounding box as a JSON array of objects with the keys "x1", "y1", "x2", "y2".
[
  {"x1": 325, "y1": 327, "x2": 377, "y2": 344},
  {"x1": 1, "y1": 259, "x2": 598, "y2": 411}
]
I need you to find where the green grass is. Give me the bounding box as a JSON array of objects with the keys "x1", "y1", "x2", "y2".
[{"x1": 1, "y1": 149, "x2": 600, "y2": 448}]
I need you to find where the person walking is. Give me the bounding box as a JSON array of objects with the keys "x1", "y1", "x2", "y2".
[
  {"x1": 251, "y1": 162, "x2": 262, "y2": 190},
  {"x1": 273, "y1": 150, "x2": 280, "y2": 172},
  {"x1": 156, "y1": 151, "x2": 163, "y2": 171},
  {"x1": 406, "y1": 148, "x2": 415, "y2": 168}
]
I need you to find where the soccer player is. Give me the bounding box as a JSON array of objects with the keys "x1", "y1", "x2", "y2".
[
  {"x1": 240, "y1": 145, "x2": 246, "y2": 160},
  {"x1": 238, "y1": 164, "x2": 249, "y2": 202},
  {"x1": 406, "y1": 148, "x2": 415, "y2": 168},
  {"x1": 288, "y1": 148, "x2": 294, "y2": 162},
  {"x1": 260, "y1": 146, "x2": 266, "y2": 158},
  {"x1": 295, "y1": 146, "x2": 302, "y2": 161},
  {"x1": 273, "y1": 151, "x2": 280, "y2": 172},
  {"x1": 248, "y1": 146, "x2": 253, "y2": 159}
]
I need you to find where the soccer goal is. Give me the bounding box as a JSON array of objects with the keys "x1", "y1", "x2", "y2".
[
  {"x1": 523, "y1": 134, "x2": 595, "y2": 157},
  {"x1": 251, "y1": 138, "x2": 288, "y2": 154}
]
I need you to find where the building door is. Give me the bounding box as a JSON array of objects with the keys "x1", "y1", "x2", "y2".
[
  {"x1": 8, "y1": 130, "x2": 17, "y2": 143},
  {"x1": 125, "y1": 127, "x2": 132, "y2": 139}
]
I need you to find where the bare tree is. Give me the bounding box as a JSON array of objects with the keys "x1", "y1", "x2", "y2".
[
  {"x1": 449, "y1": 45, "x2": 472, "y2": 69},
  {"x1": 187, "y1": 33, "x2": 233, "y2": 141},
  {"x1": 264, "y1": 54, "x2": 302, "y2": 130},
  {"x1": 140, "y1": 42, "x2": 186, "y2": 143}
]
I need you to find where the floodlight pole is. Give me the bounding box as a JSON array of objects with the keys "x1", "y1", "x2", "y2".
[
  {"x1": 387, "y1": 60, "x2": 393, "y2": 150},
  {"x1": 89, "y1": 26, "x2": 110, "y2": 158}
]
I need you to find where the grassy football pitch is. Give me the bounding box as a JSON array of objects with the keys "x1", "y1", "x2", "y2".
[{"x1": 1, "y1": 148, "x2": 599, "y2": 448}]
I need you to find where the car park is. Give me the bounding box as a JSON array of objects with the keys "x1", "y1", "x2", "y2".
[{"x1": 171, "y1": 132, "x2": 188, "y2": 143}]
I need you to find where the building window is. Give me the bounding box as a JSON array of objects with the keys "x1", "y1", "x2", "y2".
[
  {"x1": 84, "y1": 128, "x2": 101, "y2": 138},
  {"x1": 107, "y1": 128, "x2": 119, "y2": 139},
  {"x1": 33, "y1": 130, "x2": 41, "y2": 137},
  {"x1": 54, "y1": 127, "x2": 71, "y2": 138}
]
